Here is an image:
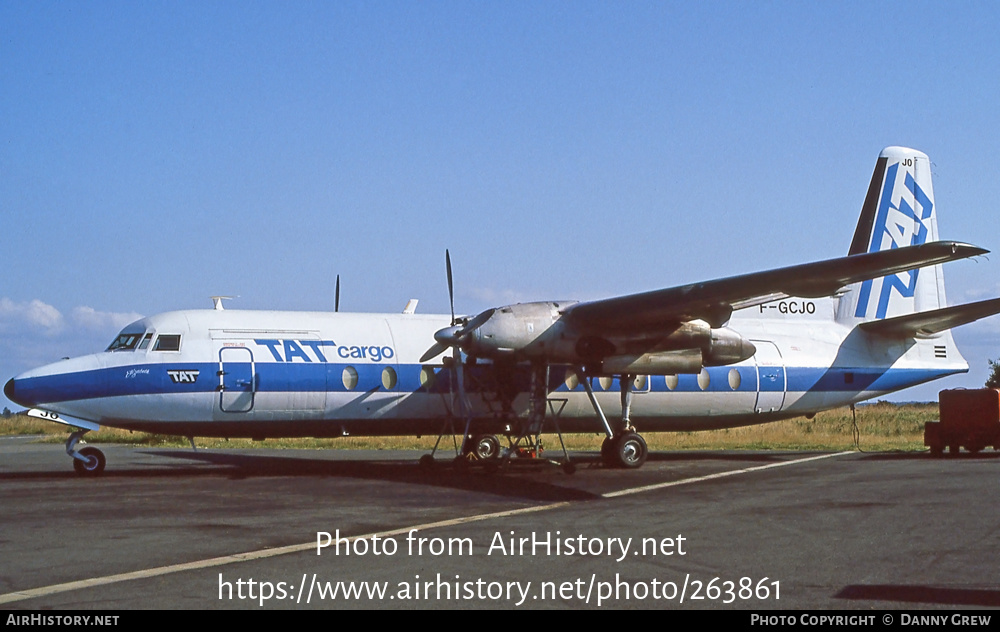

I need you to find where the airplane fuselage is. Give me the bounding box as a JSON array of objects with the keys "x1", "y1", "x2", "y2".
[{"x1": 5, "y1": 298, "x2": 967, "y2": 439}]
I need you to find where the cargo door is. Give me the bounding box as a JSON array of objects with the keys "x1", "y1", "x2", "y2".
[{"x1": 753, "y1": 340, "x2": 786, "y2": 413}]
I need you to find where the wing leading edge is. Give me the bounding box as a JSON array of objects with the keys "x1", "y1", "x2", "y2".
[{"x1": 564, "y1": 241, "x2": 987, "y2": 331}]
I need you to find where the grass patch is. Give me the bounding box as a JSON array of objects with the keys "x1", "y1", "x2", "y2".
[{"x1": 1, "y1": 402, "x2": 936, "y2": 452}]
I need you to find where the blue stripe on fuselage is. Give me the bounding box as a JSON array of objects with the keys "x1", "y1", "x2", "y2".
[{"x1": 12, "y1": 361, "x2": 963, "y2": 406}]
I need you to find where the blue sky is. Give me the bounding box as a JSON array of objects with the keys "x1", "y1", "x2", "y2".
[{"x1": 3, "y1": 1, "x2": 1000, "y2": 408}]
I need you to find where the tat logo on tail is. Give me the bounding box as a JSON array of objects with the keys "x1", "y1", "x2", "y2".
[{"x1": 854, "y1": 159, "x2": 935, "y2": 320}]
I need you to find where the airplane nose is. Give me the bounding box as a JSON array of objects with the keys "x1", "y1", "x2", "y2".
[{"x1": 3, "y1": 376, "x2": 34, "y2": 407}]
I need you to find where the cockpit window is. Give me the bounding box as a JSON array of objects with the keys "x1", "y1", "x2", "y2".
[
  {"x1": 106, "y1": 332, "x2": 145, "y2": 352},
  {"x1": 153, "y1": 335, "x2": 181, "y2": 351},
  {"x1": 138, "y1": 333, "x2": 153, "y2": 350}
]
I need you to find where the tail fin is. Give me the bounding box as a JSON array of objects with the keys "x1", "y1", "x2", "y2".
[{"x1": 839, "y1": 146, "x2": 947, "y2": 323}]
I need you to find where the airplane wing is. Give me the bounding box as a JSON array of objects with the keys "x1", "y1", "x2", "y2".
[
  {"x1": 859, "y1": 296, "x2": 1000, "y2": 338},
  {"x1": 564, "y1": 241, "x2": 987, "y2": 330}
]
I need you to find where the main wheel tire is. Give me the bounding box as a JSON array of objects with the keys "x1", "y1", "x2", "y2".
[
  {"x1": 613, "y1": 432, "x2": 647, "y2": 469},
  {"x1": 470, "y1": 434, "x2": 501, "y2": 461},
  {"x1": 73, "y1": 446, "x2": 106, "y2": 476}
]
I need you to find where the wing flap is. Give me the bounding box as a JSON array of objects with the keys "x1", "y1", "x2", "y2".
[
  {"x1": 565, "y1": 241, "x2": 987, "y2": 330},
  {"x1": 859, "y1": 297, "x2": 1000, "y2": 338}
]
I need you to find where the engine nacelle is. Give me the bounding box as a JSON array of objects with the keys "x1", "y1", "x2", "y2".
[
  {"x1": 601, "y1": 349, "x2": 704, "y2": 375},
  {"x1": 465, "y1": 301, "x2": 571, "y2": 358},
  {"x1": 704, "y1": 327, "x2": 757, "y2": 366}
]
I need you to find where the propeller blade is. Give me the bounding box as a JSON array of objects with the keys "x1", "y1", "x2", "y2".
[
  {"x1": 462, "y1": 308, "x2": 495, "y2": 334},
  {"x1": 429, "y1": 307, "x2": 494, "y2": 355},
  {"x1": 419, "y1": 341, "x2": 449, "y2": 363},
  {"x1": 446, "y1": 249, "x2": 455, "y2": 325}
]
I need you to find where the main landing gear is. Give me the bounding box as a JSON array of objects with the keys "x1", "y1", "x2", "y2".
[
  {"x1": 423, "y1": 363, "x2": 577, "y2": 474},
  {"x1": 421, "y1": 361, "x2": 649, "y2": 472},
  {"x1": 600, "y1": 432, "x2": 648, "y2": 469},
  {"x1": 581, "y1": 369, "x2": 648, "y2": 469},
  {"x1": 67, "y1": 430, "x2": 106, "y2": 476},
  {"x1": 420, "y1": 433, "x2": 506, "y2": 470},
  {"x1": 469, "y1": 433, "x2": 502, "y2": 461}
]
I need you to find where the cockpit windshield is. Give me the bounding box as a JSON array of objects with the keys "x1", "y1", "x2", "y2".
[{"x1": 106, "y1": 332, "x2": 146, "y2": 352}]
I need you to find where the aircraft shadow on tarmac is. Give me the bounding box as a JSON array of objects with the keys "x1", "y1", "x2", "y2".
[
  {"x1": 148, "y1": 449, "x2": 614, "y2": 502},
  {"x1": 0, "y1": 450, "x2": 592, "y2": 502},
  {"x1": 836, "y1": 584, "x2": 1000, "y2": 607},
  {"x1": 0, "y1": 446, "x2": 822, "y2": 503},
  {"x1": 138, "y1": 449, "x2": 785, "y2": 501},
  {"x1": 148, "y1": 446, "x2": 804, "y2": 477}
]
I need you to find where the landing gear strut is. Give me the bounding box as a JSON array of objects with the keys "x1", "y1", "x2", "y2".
[
  {"x1": 67, "y1": 430, "x2": 106, "y2": 476},
  {"x1": 581, "y1": 368, "x2": 649, "y2": 469}
]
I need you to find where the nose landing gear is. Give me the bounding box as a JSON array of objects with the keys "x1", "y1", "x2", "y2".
[{"x1": 67, "y1": 430, "x2": 106, "y2": 476}]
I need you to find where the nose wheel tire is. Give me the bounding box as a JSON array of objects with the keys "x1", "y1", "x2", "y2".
[{"x1": 73, "y1": 446, "x2": 106, "y2": 476}]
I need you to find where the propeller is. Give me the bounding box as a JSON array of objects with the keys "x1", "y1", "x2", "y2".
[
  {"x1": 418, "y1": 250, "x2": 484, "y2": 456},
  {"x1": 420, "y1": 251, "x2": 504, "y2": 459},
  {"x1": 419, "y1": 250, "x2": 496, "y2": 362},
  {"x1": 431, "y1": 308, "x2": 496, "y2": 348}
]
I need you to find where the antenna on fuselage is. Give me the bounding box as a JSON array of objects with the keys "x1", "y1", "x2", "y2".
[
  {"x1": 211, "y1": 296, "x2": 237, "y2": 310},
  {"x1": 335, "y1": 275, "x2": 341, "y2": 312}
]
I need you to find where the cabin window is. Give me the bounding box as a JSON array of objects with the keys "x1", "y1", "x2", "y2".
[
  {"x1": 106, "y1": 332, "x2": 144, "y2": 352},
  {"x1": 728, "y1": 368, "x2": 741, "y2": 390},
  {"x1": 419, "y1": 366, "x2": 436, "y2": 390},
  {"x1": 381, "y1": 367, "x2": 397, "y2": 390},
  {"x1": 342, "y1": 366, "x2": 358, "y2": 390},
  {"x1": 153, "y1": 335, "x2": 182, "y2": 351},
  {"x1": 697, "y1": 369, "x2": 710, "y2": 390},
  {"x1": 564, "y1": 369, "x2": 579, "y2": 391}
]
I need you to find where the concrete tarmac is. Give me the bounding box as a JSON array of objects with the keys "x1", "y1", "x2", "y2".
[{"x1": 1, "y1": 437, "x2": 998, "y2": 610}]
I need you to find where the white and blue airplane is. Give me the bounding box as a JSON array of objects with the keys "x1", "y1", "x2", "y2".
[{"x1": 7, "y1": 147, "x2": 1000, "y2": 475}]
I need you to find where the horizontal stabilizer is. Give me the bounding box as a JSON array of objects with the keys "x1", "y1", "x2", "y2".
[{"x1": 859, "y1": 297, "x2": 1000, "y2": 338}]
